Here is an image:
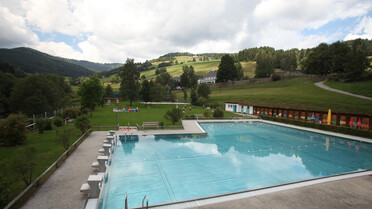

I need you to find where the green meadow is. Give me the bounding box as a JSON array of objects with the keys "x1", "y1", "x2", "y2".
[
  {"x1": 0, "y1": 126, "x2": 82, "y2": 201},
  {"x1": 89, "y1": 102, "x2": 238, "y2": 127},
  {"x1": 175, "y1": 77, "x2": 372, "y2": 114},
  {"x1": 324, "y1": 81, "x2": 372, "y2": 98}
]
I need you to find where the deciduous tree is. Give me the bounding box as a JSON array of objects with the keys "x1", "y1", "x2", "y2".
[
  {"x1": 120, "y1": 59, "x2": 140, "y2": 105},
  {"x1": 78, "y1": 74, "x2": 104, "y2": 116}
]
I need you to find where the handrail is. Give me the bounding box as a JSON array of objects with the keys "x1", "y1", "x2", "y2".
[
  {"x1": 142, "y1": 195, "x2": 148, "y2": 209},
  {"x1": 4, "y1": 129, "x2": 92, "y2": 209},
  {"x1": 125, "y1": 192, "x2": 128, "y2": 209}
]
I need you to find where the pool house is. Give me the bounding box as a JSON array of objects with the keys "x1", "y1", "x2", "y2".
[{"x1": 225, "y1": 102, "x2": 254, "y2": 114}]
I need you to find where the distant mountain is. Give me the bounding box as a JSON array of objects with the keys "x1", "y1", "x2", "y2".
[
  {"x1": 0, "y1": 47, "x2": 94, "y2": 77},
  {"x1": 64, "y1": 59, "x2": 122, "y2": 72}
]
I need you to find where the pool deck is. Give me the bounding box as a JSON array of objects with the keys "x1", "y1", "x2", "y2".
[{"x1": 20, "y1": 119, "x2": 372, "y2": 209}]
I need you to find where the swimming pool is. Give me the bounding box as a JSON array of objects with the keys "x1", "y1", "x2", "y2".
[{"x1": 99, "y1": 121, "x2": 372, "y2": 208}]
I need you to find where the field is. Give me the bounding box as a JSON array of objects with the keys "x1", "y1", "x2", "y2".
[
  {"x1": 89, "y1": 102, "x2": 238, "y2": 127},
  {"x1": 140, "y1": 56, "x2": 256, "y2": 79},
  {"x1": 324, "y1": 81, "x2": 372, "y2": 98},
  {"x1": 175, "y1": 77, "x2": 372, "y2": 114},
  {"x1": 0, "y1": 126, "x2": 82, "y2": 202}
]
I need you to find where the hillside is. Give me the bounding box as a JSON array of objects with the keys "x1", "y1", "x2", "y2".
[
  {"x1": 65, "y1": 59, "x2": 122, "y2": 72},
  {"x1": 0, "y1": 47, "x2": 94, "y2": 77}
]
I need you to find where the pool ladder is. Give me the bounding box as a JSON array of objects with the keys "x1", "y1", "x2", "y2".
[{"x1": 124, "y1": 193, "x2": 148, "y2": 209}]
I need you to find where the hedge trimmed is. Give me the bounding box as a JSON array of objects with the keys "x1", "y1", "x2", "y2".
[{"x1": 260, "y1": 115, "x2": 372, "y2": 139}]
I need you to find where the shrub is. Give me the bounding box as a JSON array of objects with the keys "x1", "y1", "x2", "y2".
[
  {"x1": 164, "y1": 108, "x2": 183, "y2": 124},
  {"x1": 195, "y1": 97, "x2": 207, "y2": 107},
  {"x1": 9, "y1": 146, "x2": 37, "y2": 186},
  {"x1": 213, "y1": 107, "x2": 224, "y2": 118},
  {"x1": 0, "y1": 113, "x2": 27, "y2": 146},
  {"x1": 203, "y1": 109, "x2": 211, "y2": 118},
  {"x1": 36, "y1": 118, "x2": 46, "y2": 134},
  {"x1": 56, "y1": 126, "x2": 74, "y2": 150},
  {"x1": 159, "y1": 121, "x2": 164, "y2": 129},
  {"x1": 272, "y1": 74, "x2": 281, "y2": 81},
  {"x1": 74, "y1": 116, "x2": 91, "y2": 134},
  {"x1": 62, "y1": 107, "x2": 79, "y2": 119},
  {"x1": 45, "y1": 119, "x2": 53, "y2": 130},
  {"x1": 53, "y1": 117, "x2": 64, "y2": 127},
  {"x1": 0, "y1": 176, "x2": 10, "y2": 208}
]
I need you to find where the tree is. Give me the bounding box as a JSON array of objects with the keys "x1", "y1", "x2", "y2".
[
  {"x1": 155, "y1": 72, "x2": 171, "y2": 87},
  {"x1": 0, "y1": 113, "x2": 27, "y2": 146},
  {"x1": 56, "y1": 126, "x2": 74, "y2": 150},
  {"x1": 304, "y1": 43, "x2": 331, "y2": 75},
  {"x1": 74, "y1": 116, "x2": 91, "y2": 134},
  {"x1": 345, "y1": 39, "x2": 370, "y2": 80},
  {"x1": 9, "y1": 74, "x2": 69, "y2": 116},
  {"x1": 197, "y1": 83, "x2": 211, "y2": 99},
  {"x1": 216, "y1": 54, "x2": 238, "y2": 82},
  {"x1": 150, "y1": 84, "x2": 166, "y2": 102},
  {"x1": 105, "y1": 84, "x2": 113, "y2": 97},
  {"x1": 168, "y1": 91, "x2": 177, "y2": 102},
  {"x1": 235, "y1": 61, "x2": 244, "y2": 80},
  {"x1": 180, "y1": 65, "x2": 197, "y2": 88},
  {"x1": 9, "y1": 146, "x2": 37, "y2": 186},
  {"x1": 0, "y1": 71, "x2": 16, "y2": 117},
  {"x1": 120, "y1": 59, "x2": 140, "y2": 105},
  {"x1": 139, "y1": 79, "x2": 151, "y2": 102},
  {"x1": 0, "y1": 175, "x2": 10, "y2": 208},
  {"x1": 35, "y1": 118, "x2": 46, "y2": 134},
  {"x1": 182, "y1": 88, "x2": 188, "y2": 102},
  {"x1": 164, "y1": 108, "x2": 183, "y2": 124},
  {"x1": 78, "y1": 74, "x2": 104, "y2": 117},
  {"x1": 190, "y1": 88, "x2": 198, "y2": 105},
  {"x1": 255, "y1": 52, "x2": 274, "y2": 78}
]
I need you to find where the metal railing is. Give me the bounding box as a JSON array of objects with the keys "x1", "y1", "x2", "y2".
[
  {"x1": 4, "y1": 129, "x2": 92, "y2": 209},
  {"x1": 142, "y1": 196, "x2": 148, "y2": 209}
]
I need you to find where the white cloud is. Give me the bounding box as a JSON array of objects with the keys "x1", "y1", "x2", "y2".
[
  {"x1": 344, "y1": 16, "x2": 372, "y2": 41},
  {"x1": 0, "y1": 6, "x2": 38, "y2": 48},
  {"x1": 0, "y1": 0, "x2": 371, "y2": 62}
]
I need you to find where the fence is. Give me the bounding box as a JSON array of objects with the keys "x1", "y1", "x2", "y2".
[
  {"x1": 252, "y1": 105, "x2": 372, "y2": 131},
  {"x1": 4, "y1": 129, "x2": 91, "y2": 209}
]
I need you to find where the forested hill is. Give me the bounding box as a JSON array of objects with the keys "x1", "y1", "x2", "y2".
[
  {"x1": 64, "y1": 59, "x2": 122, "y2": 72},
  {"x1": 0, "y1": 47, "x2": 94, "y2": 77}
]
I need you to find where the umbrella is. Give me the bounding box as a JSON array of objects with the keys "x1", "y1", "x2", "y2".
[
  {"x1": 327, "y1": 109, "x2": 332, "y2": 125},
  {"x1": 357, "y1": 118, "x2": 362, "y2": 127},
  {"x1": 311, "y1": 112, "x2": 315, "y2": 120},
  {"x1": 349, "y1": 118, "x2": 354, "y2": 126}
]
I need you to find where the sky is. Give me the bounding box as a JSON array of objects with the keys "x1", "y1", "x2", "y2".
[{"x1": 0, "y1": 0, "x2": 372, "y2": 63}]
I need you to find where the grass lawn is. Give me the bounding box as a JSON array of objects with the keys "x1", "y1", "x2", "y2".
[
  {"x1": 324, "y1": 81, "x2": 372, "y2": 98},
  {"x1": 0, "y1": 125, "x2": 82, "y2": 201},
  {"x1": 174, "y1": 77, "x2": 372, "y2": 114},
  {"x1": 89, "y1": 102, "x2": 239, "y2": 127}
]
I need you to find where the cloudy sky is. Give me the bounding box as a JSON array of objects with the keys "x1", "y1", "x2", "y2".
[{"x1": 1, "y1": 0, "x2": 371, "y2": 63}]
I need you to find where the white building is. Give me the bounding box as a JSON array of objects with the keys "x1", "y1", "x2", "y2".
[
  {"x1": 198, "y1": 70, "x2": 217, "y2": 84},
  {"x1": 225, "y1": 102, "x2": 254, "y2": 114}
]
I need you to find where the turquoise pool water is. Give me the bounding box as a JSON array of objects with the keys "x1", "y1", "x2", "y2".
[{"x1": 99, "y1": 122, "x2": 372, "y2": 208}]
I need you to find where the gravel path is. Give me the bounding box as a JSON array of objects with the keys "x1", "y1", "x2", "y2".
[{"x1": 315, "y1": 81, "x2": 372, "y2": 101}]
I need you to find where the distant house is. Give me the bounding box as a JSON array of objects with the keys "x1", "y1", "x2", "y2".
[
  {"x1": 171, "y1": 76, "x2": 181, "y2": 89},
  {"x1": 198, "y1": 69, "x2": 217, "y2": 84}
]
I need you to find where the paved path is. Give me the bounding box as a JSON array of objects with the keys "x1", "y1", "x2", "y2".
[
  {"x1": 21, "y1": 131, "x2": 107, "y2": 209},
  {"x1": 315, "y1": 81, "x2": 372, "y2": 100}
]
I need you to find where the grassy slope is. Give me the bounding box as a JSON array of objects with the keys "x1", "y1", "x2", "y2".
[
  {"x1": 141, "y1": 55, "x2": 256, "y2": 79},
  {"x1": 0, "y1": 126, "x2": 82, "y2": 199},
  {"x1": 89, "y1": 102, "x2": 237, "y2": 127},
  {"x1": 175, "y1": 77, "x2": 372, "y2": 114},
  {"x1": 324, "y1": 81, "x2": 372, "y2": 98}
]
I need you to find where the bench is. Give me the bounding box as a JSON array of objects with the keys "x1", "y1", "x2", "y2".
[{"x1": 142, "y1": 122, "x2": 158, "y2": 129}]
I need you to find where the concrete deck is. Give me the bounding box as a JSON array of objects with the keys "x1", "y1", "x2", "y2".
[{"x1": 21, "y1": 120, "x2": 372, "y2": 209}]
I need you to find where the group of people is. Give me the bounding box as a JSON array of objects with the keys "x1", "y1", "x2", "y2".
[{"x1": 182, "y1": 105, "x2": 192, "y2": 113}]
